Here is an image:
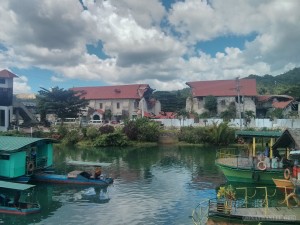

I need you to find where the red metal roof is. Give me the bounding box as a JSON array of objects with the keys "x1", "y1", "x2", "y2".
[
  {"x1": 186, "y1": 79, "x2": 257, "y2": 97},
  {"x1": 71, "y1": 84, "x2": 151, "y2": 100},
  {"x1": 272, "y1": 100, "x2": 293, "y2": 109},
  {"x1": 257, "y1": 95, "x2": 294, "y2": 102},
  {"x1": 156, "y1": 112, "x2": 176, "y2": 119},
  {"x1": 0, "y1": 69, "x2": 18, "y2": 78}
]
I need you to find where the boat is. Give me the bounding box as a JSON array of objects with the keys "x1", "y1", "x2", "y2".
[
  {"x1": 0, "y1": 136, "x2": 55, "y2": 183},
  {"x1": 32, "y1": 160, "x2": 114, "y2": 186},
  {"x1": 215, "y1": 130, "x2": 287, "y2": 184},
  {"x1": 193, "y1": 185, "x2": 300, "y2": 225},
  {"x1": 32, "y1": 170, "x2": 113, "y2": 186},
  {"x1": 0, "y1": 180, "x2": 40, "y2": 215}
]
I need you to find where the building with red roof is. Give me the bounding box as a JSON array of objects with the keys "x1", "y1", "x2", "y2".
[
  {"x1": 186, "y1": 79, "x2": 257, "y2": 117},
  {"x1": 256, "y1": 95, "x2": 298, "y2": 118},
  {"x1": 71, "y1": 84, "x2": 161, "y2": 121}
]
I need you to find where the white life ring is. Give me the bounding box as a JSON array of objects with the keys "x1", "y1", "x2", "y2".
[{"x1": 257, "y1": 161, "x2": 266, "y2": 170}]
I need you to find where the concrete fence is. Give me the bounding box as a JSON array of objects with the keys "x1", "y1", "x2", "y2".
[{"x1": 154, "y1": 118, "x2": 300, "y2": 129}]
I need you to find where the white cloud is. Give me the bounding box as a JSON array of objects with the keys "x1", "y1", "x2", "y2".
[
  {"x1": 0, "y1": 0, "x2": 300, "y2": 93},
  {"x1": 13, "y1": 75, "x2": 32, "y2": 94}
]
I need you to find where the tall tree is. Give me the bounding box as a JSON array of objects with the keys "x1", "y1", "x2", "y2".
[
  {"x1": 204, "y1": 95, "x2": 217, "y2": 115},
  {"x1": 37, "y1": 87, "x2": 88, "y2": 124}
]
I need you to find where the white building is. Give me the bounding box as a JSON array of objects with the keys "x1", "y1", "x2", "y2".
[
  {"x1": 0, "y1": 69, "x2": 18, "y2": 131},
  {"x1": 71, "y1": 84, "x2": 161, "y2": 121}
]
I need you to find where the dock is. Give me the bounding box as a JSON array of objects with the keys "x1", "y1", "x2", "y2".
[{"x1": 232, "y1": 207, "x2": 298, "y2": 222}]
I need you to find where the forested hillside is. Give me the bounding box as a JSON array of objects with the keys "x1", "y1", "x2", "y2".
[
  {"x1": 152, "y1": 88, "x2": 190, "y2": 112},
  {"x1": 246, "y1": 67, "x2": 300, "y2": 100}
]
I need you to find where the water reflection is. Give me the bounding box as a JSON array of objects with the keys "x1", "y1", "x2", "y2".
[{"x1": 0, "y1": 145, "x2": 225, "y2": 225}]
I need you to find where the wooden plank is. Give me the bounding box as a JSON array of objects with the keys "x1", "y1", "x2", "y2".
[{"x1": 232, "y1": 207, "x2": 299, "y2": 222}]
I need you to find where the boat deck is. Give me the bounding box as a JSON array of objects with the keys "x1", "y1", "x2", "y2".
[{"x1": 233, "y1": 207, "x2": 299, "y2": 222}]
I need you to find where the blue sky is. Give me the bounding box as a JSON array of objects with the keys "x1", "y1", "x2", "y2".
[{"x1": 1, "y1": 0, "x2": 300, "y2": 94}]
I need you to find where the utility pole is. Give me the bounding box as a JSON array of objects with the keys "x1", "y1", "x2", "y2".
[{"x1": 236, "y1": 77, "x2": 242, "y2": 130}]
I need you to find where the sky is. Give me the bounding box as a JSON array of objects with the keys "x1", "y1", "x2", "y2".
[{"x1": 1, "y1": 0, "x2": 300, "y2": 94}]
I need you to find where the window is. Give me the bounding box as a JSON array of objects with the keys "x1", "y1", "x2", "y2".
[
  {"x1": 0, "y1": 78, "x2": 5, "y2": 84},
  {"x1": 117, "y1": 102, "x2": 120, "y2": 109},
  {"x1": 0, "y1": 154, "x2": 10, "y2": 160},
  {"x1": 220, "y1": 100, "x2": 226, "y2": 106},
  {"x1": 134, "y1": 100, "x2": 139, "y2": 108},
  {"x1": 99, "y1": 103, "x2": 103, "y2": 109},
  {"x1": 0, "y1": 110, "x2": 5, "y2": 126},
  {"x1": 235, "y1": 96, "x2": 243, "y2": 104}
]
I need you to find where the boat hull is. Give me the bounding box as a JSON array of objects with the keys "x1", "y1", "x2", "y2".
[
  {"x1": 0, "y1": 205, "x2": 40, "y2": 215},
  {"x1": 32, "y1": 173, "x2": 113, "y2": 186},
  {"x1": 216, "y1": 163, "x2": 284, "y2": 184}
]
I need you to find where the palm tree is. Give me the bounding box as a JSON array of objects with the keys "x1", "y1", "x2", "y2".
[{"x1": 244, "y1": 110, "x2": 255, "y2": 127}]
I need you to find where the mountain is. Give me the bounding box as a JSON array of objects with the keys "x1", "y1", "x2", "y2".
[{"x1": 246, "y1": 67, "x2": 300, "y2": 99}]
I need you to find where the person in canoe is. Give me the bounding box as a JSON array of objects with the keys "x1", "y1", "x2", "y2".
[{"x1": 94, "y1": 167, "x2": 102, "y2": 179}]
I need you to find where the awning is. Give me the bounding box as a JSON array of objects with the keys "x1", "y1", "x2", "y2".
[
  {"x1": 0, "y1": 181, "x2": 35, "y2": 190},
  {"x1": 0, "y1": 136, "x2": 54, "y2": 152}
]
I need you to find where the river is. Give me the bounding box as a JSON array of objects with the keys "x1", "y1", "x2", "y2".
[{"x1": 0, "y1": 145, "x2": 225, "y2": 225}]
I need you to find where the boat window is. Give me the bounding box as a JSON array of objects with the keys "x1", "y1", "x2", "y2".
[{"x1": 0, "y1": 154, "x2": 10, "y2": 160}]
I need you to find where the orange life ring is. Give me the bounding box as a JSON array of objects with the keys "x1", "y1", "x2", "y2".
[
  {"x1": 257, "y1": 161, "x2": 266, "y2": 170},
  {"x1": 27, "y1": 161, "x2": 35, "y2": 172},
  {"x1": 284, "y1": 168, "x2": 291, "y2": 180}
]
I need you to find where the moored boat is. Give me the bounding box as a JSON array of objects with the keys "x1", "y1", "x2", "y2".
[
  {"x1": 215, "y1": 130, "x2": 287, "y2": 184},
  {"x1": 32, "y1": 160, "x2": 114, "y2": 186},
  {"x1": 0, "y1": 181, "x2": 40, "y2": 215},
  {"x1": 32, "y1": 170, "x2": 113, "y2": 186},
  {"x1": 0, "y1": 136, "x2": 55, "y2": 183}
]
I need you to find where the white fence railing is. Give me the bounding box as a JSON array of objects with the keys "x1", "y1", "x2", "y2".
[{"x1": 154, "y1": 118, "x2": 300, "y2": 129}]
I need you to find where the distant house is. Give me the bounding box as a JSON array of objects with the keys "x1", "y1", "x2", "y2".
[
  {"x1": 185, "y1": 79, "x2": 257, "y2": 117},
  {"x1": 256, "y1": 95, "x2": 299, "y2": 118},
  {"x1": 0, "y1": 69, "x2": 18, "y2": 131},
  {"x1": 71, "y1": 84, "x2": 161, "y2": 121}
]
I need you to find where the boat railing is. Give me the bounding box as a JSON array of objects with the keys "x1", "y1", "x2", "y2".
[
  {"x1": 208, "y1": 186, "x2": 282, "y2": 216},
  {"x1": 216, "y1": 148, "x2": 240, "y2": 159},
  {"x1": 191, "y1": 199, "x2": 210, "y2": 225}
]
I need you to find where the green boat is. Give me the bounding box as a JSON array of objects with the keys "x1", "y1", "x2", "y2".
[{"x1": 215, "y1": 130, "x2": 287, "y2": 184}]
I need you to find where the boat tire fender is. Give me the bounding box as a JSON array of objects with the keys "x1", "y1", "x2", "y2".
[
  {"x1": 27, "y1": 161, "x2": 35, "y2": 172},
  {"x1": 257, "y1": 161, "x2": 266, "y2": 171},
  {"x1": 284, "y1": 168, "x2": 291, "y2": 180},
  {"x1": 252, "y1": 172, "x2": 260, "y2": 182}
]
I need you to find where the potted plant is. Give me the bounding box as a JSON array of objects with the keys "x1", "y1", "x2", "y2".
[{"x1": 217, "y1": 185, "x2": 236, "y2": 214}]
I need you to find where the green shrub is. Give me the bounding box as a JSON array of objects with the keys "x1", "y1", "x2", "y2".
[
  {"x1": 123, "y1": 118, "x2": 160, "y2": 142},
  {"x1": 63, "y1": 130, "x2": 80, "y2": 145},
  {"x1": 81, "y1": 127, "x2": 87, "y2": 137},
  {"x1": 99, "y1": 125, "x2": 115, "y2": 134},
  {"x1": 94, "y1": 133, "x2": 128, "y2": 147},
  {"x1": 57, "y1": 126, "x2": 68, "y2": 138},
  {"x1": 86, "y1": 127, "x2": 99, "y2": 140}
]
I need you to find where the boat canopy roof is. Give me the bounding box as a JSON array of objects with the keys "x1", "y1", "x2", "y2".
[
  {"x1": 0, "y1": 136, "x2": 54, "y2": 152},
  {"x1": 66, "y1": 160, "x2": 112, "y2": 167},
  {"x1": 0, "y1": 181, "x2": 35, "y2": 190},
  {"x1": 235, "y1": 130, "x2": 282, "y2": 138},
  {"x1": 289, "y1": 150, "x2": 300, "y2": 160},
  {"x1": 272, "y1": 129, "x2": 300, "y2": 150}
]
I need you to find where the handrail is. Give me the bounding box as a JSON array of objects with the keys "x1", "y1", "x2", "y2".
[{"x1": 192, "y1": 199, "x2": 210, "y2": 225}]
